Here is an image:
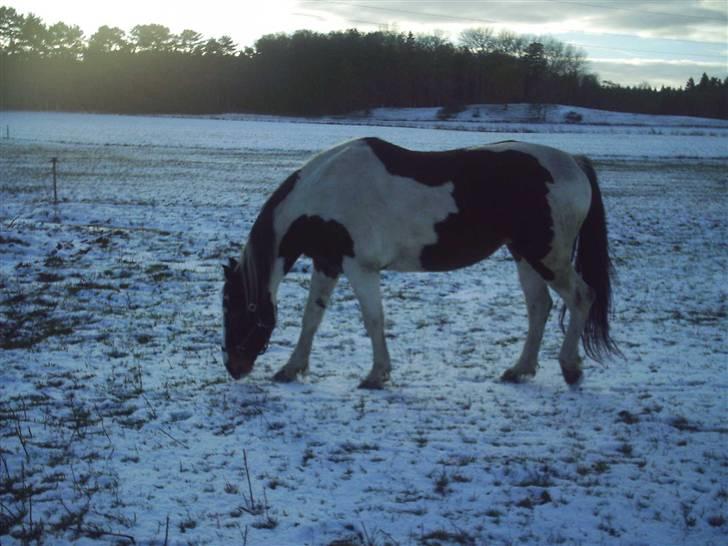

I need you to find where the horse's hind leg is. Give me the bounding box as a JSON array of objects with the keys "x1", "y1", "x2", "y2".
[
  {"x1": 273, "y1": 268, "x2": 338, "y2": 383},
  {"x1": 343, "y1": 261, "x2": 391, "y2": 389},
  {"x1": 501, "y1": 255, "x2": 553, "y2": 383},
  {"x1": 548, "y1": 266, "x2": 594, "y2": 386}
]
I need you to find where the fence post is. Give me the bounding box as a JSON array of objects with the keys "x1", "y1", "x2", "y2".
[{"x1": 50, "y1": 157, "x2": 59, "y2": 205}]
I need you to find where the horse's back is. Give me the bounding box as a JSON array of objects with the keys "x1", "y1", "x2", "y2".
[{"x1": 275, "y1": 138, "x2": 592, "y2": 274}]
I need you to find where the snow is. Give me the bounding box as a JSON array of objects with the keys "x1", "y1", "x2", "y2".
[
  {"x1": 0, "y1": 107, "x2": 726, "y2": 545},
  {"x1": 361, "y1": 103, "x2": 728, "y2": 128}
]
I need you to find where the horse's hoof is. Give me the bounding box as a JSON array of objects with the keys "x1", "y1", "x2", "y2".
[
  {"x1": 500, "y1": 369, "x2": 521, "y2": 383},
  {"x1": 358, "y1": 378, "x2": 384, "y2": 390},
  {"x1": 500, "y1": 368, "x2": 533, "y2": 383},
  {"x1": 272, "y1": 369, "x2": 296, "y2": 383},
  {"x1": 561, "y1": 367, "x2": 583, "y2": 387}
]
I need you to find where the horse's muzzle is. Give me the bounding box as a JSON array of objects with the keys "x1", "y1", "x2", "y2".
[{"x1": 224, "y1": 350, "x2": 254, "y2": 380}]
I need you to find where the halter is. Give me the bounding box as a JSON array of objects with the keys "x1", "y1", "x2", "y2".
[
  {"x1": 227, "y1": 243, "x2": 274, "y2": 356},
  {"x1": 233, "y1": 304, "x2": 274, "y2": 356}
]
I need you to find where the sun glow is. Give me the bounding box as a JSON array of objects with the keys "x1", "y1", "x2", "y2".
[{"x1": 9, "y1": 0, "x2": 308, "y2": 48}]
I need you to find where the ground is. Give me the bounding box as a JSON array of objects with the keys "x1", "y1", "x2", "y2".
[{"x1": 0, "y1": 110, "x2": 726, "y2": 545}]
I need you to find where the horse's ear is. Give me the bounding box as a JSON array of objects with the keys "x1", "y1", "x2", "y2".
[{"x1": 229, "y1": 257, "x2": 239, "y2": 270}]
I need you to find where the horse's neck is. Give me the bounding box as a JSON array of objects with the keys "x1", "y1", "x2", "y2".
[{"x1": 242, "y1": 238, "x2": 282, "y2": 304}]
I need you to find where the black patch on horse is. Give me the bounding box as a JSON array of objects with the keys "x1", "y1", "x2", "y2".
[
  {"x1": 279, "y1": 215, "x2": 355, "y2": 278},
  {"x1": 364, "y1": 137, "x2": 555, "y2": 278}
]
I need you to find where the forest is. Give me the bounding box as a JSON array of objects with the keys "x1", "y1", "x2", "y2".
[{"x1": 1, "y1": 6, "x2": 726, "y2": 119}]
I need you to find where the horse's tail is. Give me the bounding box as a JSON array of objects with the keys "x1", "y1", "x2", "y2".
[{"x1": 572, "y1": 155, "x2": 621, "y2": 361}]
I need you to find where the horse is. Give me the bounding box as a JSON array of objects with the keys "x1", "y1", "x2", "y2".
[{"x1": 222, "y1": 137, "x2": 619, "y2": 389}]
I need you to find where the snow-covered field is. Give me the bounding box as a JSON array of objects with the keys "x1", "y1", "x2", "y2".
[{"x1": 1, "y1": 109, "x2": 726, "y2": 545}]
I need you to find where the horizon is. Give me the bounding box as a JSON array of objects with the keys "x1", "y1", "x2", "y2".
[{"x1": 6, "y1": 0, "x2": 728, "y2": 89}]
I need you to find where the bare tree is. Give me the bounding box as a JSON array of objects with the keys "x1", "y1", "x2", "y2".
[
  {"x1": 459, "y1": 27, "x2": 495, "y2": 54},
  {"x1": 415, "y1": 30, "x2": 450, "y2": 51},
  {"x1": 494, "y1": 30, "x2": 527, "y2": 57},
  {"x1": 541, "y1": 37, "x2": 586, "y2": 76}
]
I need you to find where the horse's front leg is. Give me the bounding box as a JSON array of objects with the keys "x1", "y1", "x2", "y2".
[
  {"x1": 273, "y1": 267, "x2": 338, "y2": 383},
  {"x1": 344, "y1": 261, "x2": 391, "y2": 389}
]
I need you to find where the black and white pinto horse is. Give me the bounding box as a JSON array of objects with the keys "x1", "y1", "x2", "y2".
[{"x1": 222, "y1": 138, "x2": 618, "y2": 389}]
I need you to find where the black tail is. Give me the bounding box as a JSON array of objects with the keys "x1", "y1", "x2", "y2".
[{"x1": 573, "y1": 156, "x2": 621, "y2": 361}]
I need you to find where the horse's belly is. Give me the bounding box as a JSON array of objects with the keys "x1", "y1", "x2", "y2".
[
  {"x1": 421, "y1": 241, "x2": 503, "y2": 271},
  {"x1": 381, "y1": 234, "x2": 503, "y2": 273}
]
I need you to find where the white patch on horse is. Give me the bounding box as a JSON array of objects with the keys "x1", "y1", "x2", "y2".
[{"x1": 274, "y1": 139, "x2": 458, "y2": 272}]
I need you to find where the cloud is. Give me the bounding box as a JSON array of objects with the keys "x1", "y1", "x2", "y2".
[
  {"x1": 297, "y1": 0, "x2": 727, "y2": 42},
  {"x1": 590, "y1": 2, "x2": 727, "y2": 43},
  {"x1": 595, "y1": 57, "x2": 724, "y2": 67},
  {"x1": 296, "y1": 0, "x2": 727, "y2": 86},
  {"x1": 589, "y1": 58, "x2": 725, "y2": 88}
]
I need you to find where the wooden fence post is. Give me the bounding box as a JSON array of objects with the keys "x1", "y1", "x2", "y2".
[{"x1": 50, "y1": 157, "x2": 59, "y2": 205}]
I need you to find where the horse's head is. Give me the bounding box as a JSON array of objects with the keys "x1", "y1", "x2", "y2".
[{"x1": 221, "y1": 257, "x2": 274, "y2": 379}]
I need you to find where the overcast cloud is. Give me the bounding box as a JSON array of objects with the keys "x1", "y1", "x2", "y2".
[
  {"x1": 297, "y1": 0, "x2": 728, "y2": 87},
  {"x1": 299, "y1": 1, "x2": 727, "y2": 42}
]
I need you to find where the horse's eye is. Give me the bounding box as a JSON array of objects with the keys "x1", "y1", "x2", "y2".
[{"x1": 248, "y1": 303, "x2": 257, "y2": 313}]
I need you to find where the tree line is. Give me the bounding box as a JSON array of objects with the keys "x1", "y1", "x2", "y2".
[{"x1": 1, "y1": 6, "x2": 726, "y2": 119}]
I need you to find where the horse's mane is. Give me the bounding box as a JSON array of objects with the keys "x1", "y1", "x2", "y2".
[
  {"x1": 239, "y1": 169, "x2": 302, "y2": 305},
  {"x1": 240, "y1": 242, "x2": 263, "y2": 305}
]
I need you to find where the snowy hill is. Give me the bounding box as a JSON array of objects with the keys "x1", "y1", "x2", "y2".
[
  {"x1": 213, "y1": 103, "x2": 728, "y2": 134},
  {"x1": 363, "y1": 103, "x2": 728, "y2": 127}
]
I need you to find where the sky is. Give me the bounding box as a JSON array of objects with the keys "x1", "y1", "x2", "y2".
[{"x1": 7, "y1": 0, "x2": 728, "y2": 88}]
